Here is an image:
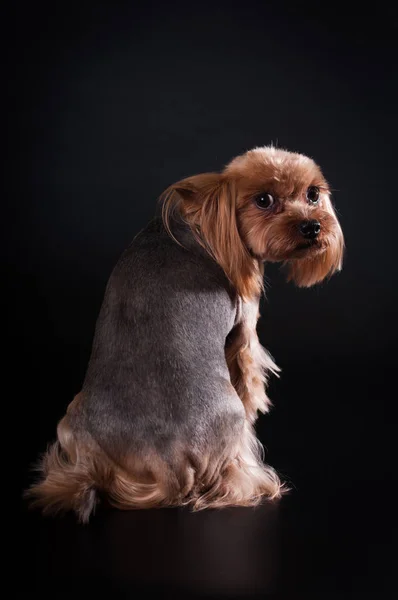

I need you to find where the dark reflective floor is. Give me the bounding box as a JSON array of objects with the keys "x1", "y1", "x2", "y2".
[
  {"x1": 19, "y1": 486, "x2": 397, "y2": 599},
  {"x1": 22, "y1": 501, "x2": 281, "y2": 598}
]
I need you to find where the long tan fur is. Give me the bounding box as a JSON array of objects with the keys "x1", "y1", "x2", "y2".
[
  {"x1": 161, "y1": 174, "x2": 264, "y2": 302},
  {"x1": 27, "y1": 393, "x2": 282, "y2": 523}
]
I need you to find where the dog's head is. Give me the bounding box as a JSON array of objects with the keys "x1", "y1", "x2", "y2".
[{"x1": 161, "y1": 146, "x2": 344, "y2": 299}]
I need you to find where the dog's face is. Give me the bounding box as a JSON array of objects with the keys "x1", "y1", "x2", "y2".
[
  {"x1": 225, "y1": 147, "x2": 344, "y2": 287},
  {"x1": 162, "y1": 145, "x2": 344, "y2": 297}
]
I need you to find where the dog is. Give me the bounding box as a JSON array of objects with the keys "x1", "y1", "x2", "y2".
[{"x1": 27, "y1": 145, "x2": 344, "y2": 522}]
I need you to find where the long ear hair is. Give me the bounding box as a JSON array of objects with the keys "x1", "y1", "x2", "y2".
[{"x1": 159, "y1": 173, "x2": 263, "y2": 301}]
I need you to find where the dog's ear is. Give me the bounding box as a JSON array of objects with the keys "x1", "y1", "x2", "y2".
[
  {"x1": 169, "y1": 172, "x2": 221, "y2": 200},
  {"x1": 161, "y1": 173, "x2": 262, "y2": 301}
]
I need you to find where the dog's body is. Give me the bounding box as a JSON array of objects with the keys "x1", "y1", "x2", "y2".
[{"x1": 28, "y1": 146, "x2": 343, "y2": 522}]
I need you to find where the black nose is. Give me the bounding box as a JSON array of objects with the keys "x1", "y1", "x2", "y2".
[{"x1": 299, "y1": 220, "x2": 321, "y2": 239}]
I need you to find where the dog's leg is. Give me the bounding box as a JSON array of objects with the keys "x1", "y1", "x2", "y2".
[
  {"x1": 192, "y1": 418, "x2": 282, "y2": 509},
  {"x1": 189, "y1": 298, "x2": 284, "y2": 508},
  {"x1": 26, "y1": 394, "x2": 174, "y2": 522},
  {"x1": 225, "y1": 297, "x2": 279, "y2": 424}
]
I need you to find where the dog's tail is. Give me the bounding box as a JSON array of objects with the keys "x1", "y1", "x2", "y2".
[
  {"x1": 26, "y1": 440, "x2": 100, "y2": 523},
  {"x1": 26, "y1": 413, "x2": 112, "y2": 523},
  {"x1": 25, "y1": 416, "x2": 170, "y2": 523}
]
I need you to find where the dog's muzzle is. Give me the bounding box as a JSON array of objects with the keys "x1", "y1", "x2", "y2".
[{"x1": 299, "y1": 220, "x2": 321, "y2": 240}]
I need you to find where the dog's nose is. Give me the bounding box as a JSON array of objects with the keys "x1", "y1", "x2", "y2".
[{"x1": 299, "y1": 220, "x2": 321, "y2": 239}]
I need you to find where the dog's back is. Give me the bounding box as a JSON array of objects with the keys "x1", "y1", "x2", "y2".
[
  {"x1": 78, "y1": 216, "x2": 242, "y2": 467},
  {"x1": 27, "y1": 216, "x2": 280, "y2": 522}
]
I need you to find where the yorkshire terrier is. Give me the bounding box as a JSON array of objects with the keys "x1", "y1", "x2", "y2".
[{"x1": 27, "y1": 146, "x2": 344, "y2": 522}]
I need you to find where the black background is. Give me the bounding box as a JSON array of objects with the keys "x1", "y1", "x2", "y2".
[{"x1": 7, "y1": 1, "x2": 397, "y2": 597}]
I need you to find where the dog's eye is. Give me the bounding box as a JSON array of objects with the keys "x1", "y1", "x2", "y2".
[
  {"x1": 306, "y1": 186, "x2": 320, "y2": 204},
  {"x1": 255, "y1": 193, "x2": 274, "y2": 210}
]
